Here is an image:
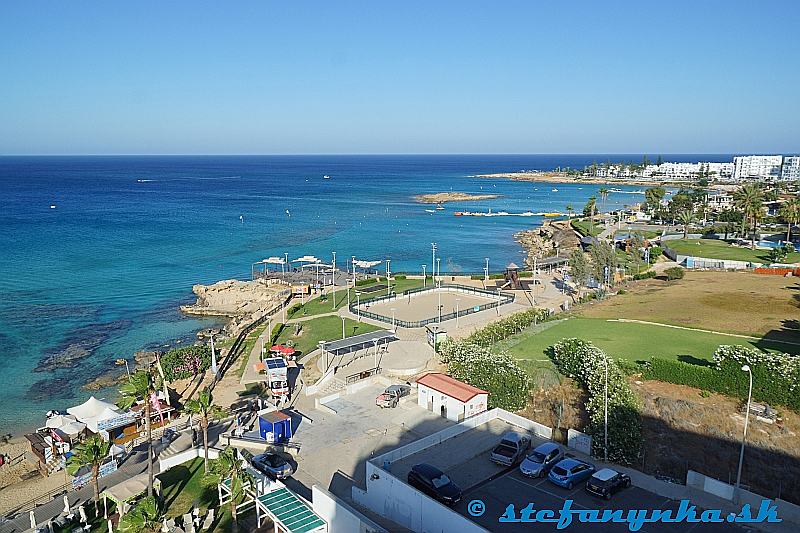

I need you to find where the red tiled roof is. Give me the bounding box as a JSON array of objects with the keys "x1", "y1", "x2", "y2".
[{"x1": 416, "y1": 373, "x2": 488, "y2": 403}]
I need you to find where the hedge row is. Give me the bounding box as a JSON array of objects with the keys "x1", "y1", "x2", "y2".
[
  {"x1": 465, "y1": 307, "x2": 552, "y2": 347},
  {"x1": 632, "y1": 270, "x2": 656, "y2": 280},
  {"x1": 550, "y1": 339, "x2": 642, "y2": 464},
  {"x1": 643, "y1": 345, "x2": 800, "y2": 411}
]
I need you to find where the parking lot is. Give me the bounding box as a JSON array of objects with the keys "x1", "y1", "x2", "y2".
[
  {"x1": 458, "y1": 468, "x2": 743, "y2": 532},
  {"x1": 381, "y1": 419, "x2": 746, "y2": 532}
]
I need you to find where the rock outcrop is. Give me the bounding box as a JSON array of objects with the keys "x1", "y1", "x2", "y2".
[{"x1": 181, "y1": 279, "x2": 285, "y2": 318}]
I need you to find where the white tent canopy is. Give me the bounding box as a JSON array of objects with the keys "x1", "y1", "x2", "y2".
[
  {"x1": 292, "y1": 255, "x2": 320, "y2": 263},
  {"x1": 353, "y1": 259, "x2": 382, "y2": 268},
  {"x1": 45, "y1": 414, "x2": 86, "y2": 436},
  {"x1": 263, "y1": 256, "x2": 286, "y2": 264},
  {"x1": 67, "y1": 396, "x2": 119, "y2": 421},
  {"x1": 101, "y1": 472, "x2": 161, "y2": 515}
]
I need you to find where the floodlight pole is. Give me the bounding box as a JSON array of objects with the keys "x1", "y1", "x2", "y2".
[
  {"x1": 356, "y1": 292, "x2": 361, "y2": 322},
  {"x1": 422, "y1": 265, "x2": 427, "y2": 287},
  {"x1": 604, "y1": 355, "x2": 608, "y2": 463},
  {"x1": 485, "y1": 257, "x2": 490, "y2": 281},
  {"x1": 341, "y1": 316, "x2": 346, "y2": 340},
  {"x1": 735, "y1": 365, "x2": 753, "y2": 503},
  {"x1": 386, "y1": 259, "x2": 391, "y2": 297},
  {"x1": 431, "y1": 243, "x2": 437, "y2": 284},
  {"x1": 436, "y1": 258, "x2": 441, "y2": 283}
]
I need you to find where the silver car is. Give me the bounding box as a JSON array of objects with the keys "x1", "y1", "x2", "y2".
[{"x1": 519, "y1": 442, "x2": 564, "y2": 478}]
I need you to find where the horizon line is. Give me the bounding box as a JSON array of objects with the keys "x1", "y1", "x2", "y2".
[{"x1": 0, "y1": 151, "x2": 769, "y2": 158}]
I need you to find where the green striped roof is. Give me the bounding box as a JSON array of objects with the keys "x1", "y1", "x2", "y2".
[{"x1": 258, "y1": 488, "x2": 326, "y2": 533}]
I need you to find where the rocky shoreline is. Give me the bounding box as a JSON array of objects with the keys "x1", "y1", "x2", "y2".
[
  {"x1": 514, "y1": 219, "x2": 580, "y2": 268},
  {"x1": 475, "y1": 171, "x2": 683, "y2": 187},
  {"x1": 413, "y1": 192, "x2": 500, "y2": 203}
]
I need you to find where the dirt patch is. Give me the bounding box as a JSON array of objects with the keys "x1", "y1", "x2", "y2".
[
  {"x1": 582, "y1": 271, "x2": 800, "y2": 344},
  {"x1": 633, "y1": 378, "x2": 800, "y2": 503},
  {"x1": 518, "y1": 380, "x2": 589, "y2": 437}
]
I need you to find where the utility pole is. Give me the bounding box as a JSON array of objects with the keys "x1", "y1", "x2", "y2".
[
  {"x1": 332, "y1": 251, "x2": 337, "y2": 309},
  {"x1": 422, "y1": 265, "x2": 427, "y2": 287},
  {"x1": 431, "y1": 242, "x2": 437, "y2": 284}
]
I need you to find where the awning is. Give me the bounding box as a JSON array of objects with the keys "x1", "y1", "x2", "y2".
[
  {"x1": 292, "y1": 255, "x2": 320, "y2": 263},
  {"x1": 353, "y1": 259, "x2": 382, "y2": 268},
  {"x1": 45, "y1": 414, "x2": 86, "y2": 435},
  {"x1": 257, "y1": 487, "x2": 326, "y2": 533},
  {"x1": 320, "y1": 330, "x2": 396, "y2": 354}
]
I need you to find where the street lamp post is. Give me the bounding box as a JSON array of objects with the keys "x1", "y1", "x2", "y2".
[
  {"x1": 332, "y1": 251, "x2": 337, "y2": 309},
  {"x1": 431, "y1": 243, "x2": 437, "y2": 284},
  {"x1": 386, "y1": 259, "x2": 391, "y2": 297},
  {"x1": 391, "y1": 308, "x2": 396, "y2": 332},
  {"x1": 356, "y1": 292, "x2": 361, "y2": 322},
  {"x1": 735, "y1": 364, "x2": 753, "y2": 502},
  {"x1": 604, "y1": 355, "x2": 609, "y2": 463},
  {"x1": 437, "y1": 289, "x2": 442, "y2": 323},
  {"x1": 284, "y1": 253, "x2": 289, "y2": 279},
  {"x1": 436, "y1": 258, "x2": 441, "y2": 284},
  {"x1": 485, "y1": 257, "x2": 489, "y2": 281},
  {"x1": 455, "y1": 298, "x2": 460, "y2": 328},
  {"x1": 341, "y1": 316, "x2": 346, "y2": 340},
  {"x1": 422, "y1": 265, "x2": 427, "y2": 287}
]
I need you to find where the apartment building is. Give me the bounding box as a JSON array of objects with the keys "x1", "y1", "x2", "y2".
[
  {"x1": 733, "y1": 155, "x2": 783, "y2": 181},
  {"x1": 781, "y1": 156, "x2": 800, "y2": 181}
]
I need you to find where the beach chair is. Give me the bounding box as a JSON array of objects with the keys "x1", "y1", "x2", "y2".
[{"x1": 182, "y1": 514, "x2": 193, "y2": 532}]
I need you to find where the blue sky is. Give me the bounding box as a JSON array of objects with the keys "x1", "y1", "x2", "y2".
[{"x1": 1, "y1": 1, "x2": 798, "y2": 155}]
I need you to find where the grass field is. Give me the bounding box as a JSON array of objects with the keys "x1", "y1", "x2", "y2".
[
  {"x1": 571, "y1": 218, "x2": 603, "y2": 237},
  {"x1": 582, "y1": 270, "x2": 800, "y2": 343},
  {"x1": 275, "y1": 315, "x2": 380, "y2": 356},
  {"x1": 287, "y1": 278, "x2": 426, "y2": 319},
  {"x1": 501, "y1": 317, "x2": 797, "y2": 367},
  {"x1": 666, "y1": 238, "x2": 800, "y2": 263}
]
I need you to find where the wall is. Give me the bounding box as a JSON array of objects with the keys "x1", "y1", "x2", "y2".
[
  {"x1": 417, "y1": 383, "x2": 467, "y2": 422},
  {"x1": 686, "y1": 470, "x2": 800, "y2": 524},
  {"x1": 312, "y1": 485, "x2": 387, "y2": 533},
  {"x1": 354, "y1": 461, "x2": 490, "y2": 533},
  {"x1": 159, "y1": 446, "x2": 220, "y2": 472}
]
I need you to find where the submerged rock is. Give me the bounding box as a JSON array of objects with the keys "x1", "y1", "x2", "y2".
[{"x1": 35, "y1": 320, "x2": 132, "y2": 372}]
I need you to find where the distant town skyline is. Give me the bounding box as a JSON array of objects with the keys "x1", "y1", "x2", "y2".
[{"x1": 1, "y1": 0, "x2": 799, "y2": 155}]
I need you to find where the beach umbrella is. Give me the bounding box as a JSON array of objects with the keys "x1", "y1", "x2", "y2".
[
  {"x1": 108, "y1": 518, "x2": 114, "y2": 532},
  {"x1": 63, "y1": 494, "x2": 70, "y2": 514},
  {"x1": 29, "y1": 510, "x2": 36, "y2": 530}
]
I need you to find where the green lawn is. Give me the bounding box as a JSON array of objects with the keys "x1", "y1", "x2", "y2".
[
  {"x1": 571, "y1": 218, "x2": 603, "y2": 237},
  {"x1": 276, "y1": 315, "x2": 381, "y2": 356},
  {"x1": 666, "y1": 238, "x2": 800, "y2": 264},
  {"x1": 500, "y1": 317, "x2": 792, "y2": 366}
]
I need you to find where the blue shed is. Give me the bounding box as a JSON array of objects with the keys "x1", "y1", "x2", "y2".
[{"x1": 258, "y1": 410, "x2": 292, "y2": 443}]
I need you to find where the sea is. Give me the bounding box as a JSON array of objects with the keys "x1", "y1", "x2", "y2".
[{"x1": 0, "y1": 154, "x2": 730, "y2": 434}]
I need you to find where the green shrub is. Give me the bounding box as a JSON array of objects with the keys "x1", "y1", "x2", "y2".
[
  {"x1": 663, "y1": 266, "x2": 684, "y2": 280},
  {"x1": 161, "y1": 345, "x2": 211, "y2": 381},
  {"x1": 642, "y1": 346, "x2": 800, "y2": 412},
  {"x1": 394, "y1": 274, "x2": 407, "y2": 280},
  {"x1": 633, "y1": 270, "x2": 657, "y2": 280},
  {"x1": 549, "y1": 339, "x2": 642, "y2": 464},
  {"x1": 269, "y1": 322, "x2": 284, "y2": 345},
  {"x1": 439, "y1": 340, "x2": 530, "y2": 411},
  {"x1": 465, "y1": 308, "x2": 552, "y2": 347},
  {"x1": 648, "y1": 246, "x2": 663, "y2": 263}
]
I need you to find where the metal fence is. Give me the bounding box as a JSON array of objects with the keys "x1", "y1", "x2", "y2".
[{"x1": 349, "y1": 283, "x2": 515, "y2": 328}]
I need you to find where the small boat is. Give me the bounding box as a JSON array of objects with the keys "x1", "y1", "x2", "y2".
[
  {"x1": 425, "y1": 209, "x2": 436, "y2": 214},
  {"x1": 454, "y1": 211, "x2": 464, "y2": 216},
  {"x1": 50, "y1": 205, "x2": 56, "y2": 209},
  {"x1": 551, "y1": 188, "x2": 559, "y2": 192},
  {"x1": 435, "y1": 203, "x2": 445, "y2": 210},
  {"x1": 323, "y1": 175, "x2": 331, "y2": 179},
  {"x1": 543, "y1": 212, "x2": 562, "y2": 217}
]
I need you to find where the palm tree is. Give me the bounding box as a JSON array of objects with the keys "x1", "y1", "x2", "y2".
[
  {"x1": 584, "y1": 196, "x2": 597, "y2": 234},
  {"x1": 677, "y1": 209, "x2": 694, "y2": 239},
  {"x1": 733, "y1": 183, "x2": 765, "y2": 249},
  {"x1": 211, "y1": 447, "x2": 254, "y2": 532},
  {"x1": 779, "y1": 199, "x2": 800, "y2": 242},
  {"x1": 565, "y1": 204, "x2": 574, "y2": 221},
  {"x1": 598, "y1": 188, "x2": 609, "y2": 213},
  {"x1": 66, "y1": 434, "x2": 110, "y2": 513},
  {"x1": 185, "y1": 388, "x2": 225, "y2": 473},
  {"x1": 118, "y1": 496, "x2": 164, "y2": 533},
  {"x1": 118, "y1": 369, "x2": 159, "y2": 499}
]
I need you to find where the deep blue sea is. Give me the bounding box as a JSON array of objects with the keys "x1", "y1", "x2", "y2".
[{"x1": 0, "y1": 154, "x2": 729, "y2": 433}]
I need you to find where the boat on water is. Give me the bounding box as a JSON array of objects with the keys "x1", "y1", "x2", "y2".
[
  {"x1": 425, "y1": 209, "x2": 436, "y2": 213},
  {"x1": 323, "y1": 175, "x2": 331, "y2": 179},
  {"x1": 551, "y1": 188, "x2": 559, "y2": 192},
  {"x1": 435, "y1": 203, "x2": 445, "y2": 210}
]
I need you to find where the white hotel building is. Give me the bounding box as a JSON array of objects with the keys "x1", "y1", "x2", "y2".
[
  {"x1": 733, "y1": 155, "x2": 783, "y2": 181},
  {"x1": 782, "y1": 156, "x2": 800, "y2": 181}
]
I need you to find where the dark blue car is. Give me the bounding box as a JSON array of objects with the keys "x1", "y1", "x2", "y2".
[{"x1": 547, "y1": 458, "x2": 596, "y2": 489}]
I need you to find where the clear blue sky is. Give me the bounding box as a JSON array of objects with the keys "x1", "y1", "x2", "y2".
[{"x1": 1, "y1": 0, "x2": 798, "y2": 155}]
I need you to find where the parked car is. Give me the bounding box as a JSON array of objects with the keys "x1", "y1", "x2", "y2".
[
  {"x1": 407, "y1": 463, "x2": 462, "y2": 506},
  {"x1": 519, "y1": 442, "x2": 564, "y2": 478},
  {"x1": 490, "y1": 431, "x2": 531, "y2": 466},
  {"x1": 547, "y1": 458, "x2": 596, "y2": 489},
  {"x1": 585, "y1": 468, "x2": 631, "y2": 499},
  {"x1": 376, "y1": 384, "x2": 412, "y2": 408},
  {"x1": 250, "y1": 452, "x2": 295, "y2": 480}
]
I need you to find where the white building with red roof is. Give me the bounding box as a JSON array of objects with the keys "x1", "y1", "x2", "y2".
[{"x1": 415, "y1": 372, "x2": 488, "y2": 422}]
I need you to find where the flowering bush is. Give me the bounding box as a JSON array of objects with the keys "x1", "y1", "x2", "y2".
[
  {"x1": 161, "y1": 345, "x2": 212, "y2": 381},
  {"x1": 642, "y1": 346, "x2": 800, "y2": 412},
  {"x1": 550, "y1": 338, "x2": 642, "y2": 464},
  {"x1": 439, "y1": 340, "x2": 530, "y2": 411},
  {"x1": 466, "y1": 307, "x2": 552, "y2": 347}
]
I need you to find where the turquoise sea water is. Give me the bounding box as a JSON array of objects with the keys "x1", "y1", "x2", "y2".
[{"x1": 0, "y1": 154, "x2": 726, "y2": 433}]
